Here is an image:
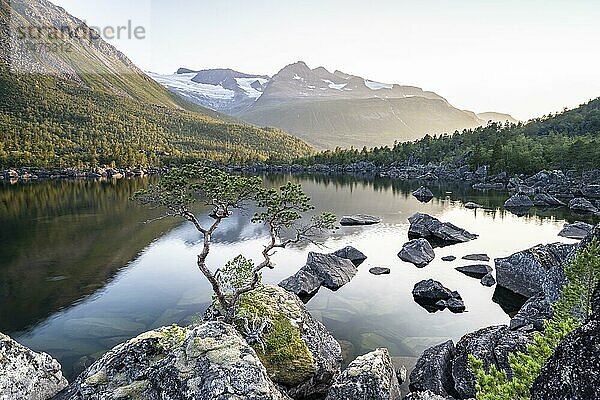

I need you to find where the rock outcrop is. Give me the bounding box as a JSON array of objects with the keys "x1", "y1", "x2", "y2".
[
  {"x1": 495, "y1": 242, "x2": 575, "y2": 302},
  {"x1": 569, "y1": 197, "x2": 598, "y2": 214},
  {"x1": 532, "y1": 193, "x2": 565, "y2": 207},
  {"x1": 0, "y1": 332, "x2": 67, "y2": 400},
  {"x1": 398, "y1": 239, "x2": 435, "y2": 267},
  {"x1": 340, "y1": 215, "x2": 381, "y2": 226},
  {"x1": 279, "y1": 252, "x2": 358, "y2": 297},
  {"x1": 408, "y1": 340, "x2": 456, "y2": 397},
  {"x1": 332, "y1": 246, "x2": 367, "y2": 266},
  {"x1": 325, "y1": 348, "x2": 401, "y2": 400},
  {"x1": 54, "y1": 321, "x2": 291, "y2": 400},
  {"x1": 509, "y1": 294, "x2": 553, "y2": 331},
  {"x1": 558, "y1": 221, "x2": 594, "y2": 240},
  {"x1": 503, "y1": 194, "x2": 534, "y2": 209},
  {"x1": 408, "y1": 213, "x2": 477, "y2": 244}
]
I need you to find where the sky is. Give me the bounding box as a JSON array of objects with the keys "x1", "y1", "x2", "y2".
[{"x1": 52, "y1": 0, "x2": 600, "y2": 121}]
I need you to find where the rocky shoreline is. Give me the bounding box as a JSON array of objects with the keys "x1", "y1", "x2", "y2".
[{"x1": 0, "y1": 167, "x2": 167, "y2": 182}]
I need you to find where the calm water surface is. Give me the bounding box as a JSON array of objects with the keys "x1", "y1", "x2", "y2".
[{"x1": 1, "y1": 174, "x2": 596, "y2": 381}]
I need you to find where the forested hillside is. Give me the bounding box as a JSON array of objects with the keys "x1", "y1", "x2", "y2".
[{"x1": 297, "y1": 98, "x2": 600, "y2": 174}]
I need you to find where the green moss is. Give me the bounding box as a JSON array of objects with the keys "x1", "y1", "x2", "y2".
[
  {"x1": 157, "y1": 324, "x2": 187, "y2": 352},
  {"x1": 112, "y1": 380, "x2": 149, "y2": 400},
  {"x1": 84, "y1": 370, "x2": 108, "y2": 386}
]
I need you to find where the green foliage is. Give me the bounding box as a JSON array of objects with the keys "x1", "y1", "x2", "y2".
[
  {"x1": 217, "y1": 255, "x2": 258, "y2": 297},
  {"x1": 296, "y1": 98, "x2": 600, "y2": 174},
  {"x1": 158, "y1": 324, "x2": 187, "y2": 352},
  {"x1": 469, "y1": 240, "x2": 600, "y2": 400},
  {"x1": 0, "y1": 69, "x2": 313, "y2": 169}
]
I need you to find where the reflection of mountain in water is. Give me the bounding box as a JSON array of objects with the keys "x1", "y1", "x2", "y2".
[{"x1": 0, "y1": 179, "x2": 175, "y2": 334}]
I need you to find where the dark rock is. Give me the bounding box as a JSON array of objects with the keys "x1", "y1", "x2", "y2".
[
  {"x1": 409, "y1": 340, "x2": 456, "y2": 397},
  {"x1": 325, "y1": 348, "x2": 401, "y2": 400},
  {"x1": 54, "y1": 321, "x2": 290, "y2": 400},
  {"x1": 412, "y1": 279, "x2": 452, "y2": 302},
  {"x1": 441, "y1": 256, "x2": 456, "y2": 262},
  {"x1": 495, "y1": 242, "x2": 575, "y2": 302},
  {"x1": 473, "y1": 182, "x2": 504, "y2": 190},
  {"x1": 332, "y1": 246, "x2": 367, "y2": 266},
  {"x1": 581, "y1": 184, "x2": 600, "y2": 198},
  {"x1": 504, "y1": 194, "x2": 534, "y2": 209},
  {"x1": 369, "y1": 267, "x2": 391, "y2": 275},
  {"x1": 408, "y1": 213, "x2": 478, "y2": 244},
  {"x1": 403, "y1": 391, "x2": 455, "y2": 400},
  {"x1": 509, "y1": 294, "x2": 553, "y2": 331},
  {"x1": 279, "y1": 252, "x2": 358, "y2": 297},
  {"x1": 413, "y1": 186, "x2": 434, "y2": 202},
  {"x1": 480, "y1": 273, "x2": 496, "y2": 287},
  {"x1": 340, "y1": 215, "x2": 381, "y2": 226},
  {"x1": 455, "y1": 264, "x2": 492, "y2": 279},
  {"x1": 569, "y1": 197, "x2": 598, "y2": 214},
  {"x1": 451, "y1": 326, "x2": 532, "y2": 399},
  {"x1": 558, "y1": 221, "x2": 594, "y2": 240},
  {"x1": 531, "y1": 286, "x2": 600, "y2": 400},
  {"x1": 0, "y1": 332, "x2": 68, "y2": 400},
  {"x1": 399, "y1": 239, "x2": 435, "y2": 268},
  {"x1": 446, "y1": 298, "x2": 466, "y2": 313},
  {"x1": 464, "y1": 202, "x2": 483, "y2": 209},
  {"x1": 533, "y1": 193, "x2": 565, "y2": 207},
  {"x1": 461, "y1": 253, "x2": 490, "y2": 262}
]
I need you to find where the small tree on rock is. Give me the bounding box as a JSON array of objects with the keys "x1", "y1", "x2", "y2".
[{"x1": 136, "y1": 164, "x2": 336, "y2": 323}]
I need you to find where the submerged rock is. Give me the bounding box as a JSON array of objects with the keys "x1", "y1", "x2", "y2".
[
  {"x1": 0, "y1": 332, "x2": 67, "y2": 400},
  {"x1": 413, "y1": 186, "x2": 434, "y2": 202},
  {"x1": 461, "y1": 253, "x2": 490, "y2": 262},
  {"x1": 279, "y1": 252, "x2": 358, "y2": 297},
  {"x1": 495, "y1": 242, "x2": 575, "y2": 302},
  {"x1": 54, "y1": 321, "x2": 291, "y2": 400},
  {"x1": 531, "y1": 282, "x2": 600, "y2": 400},
  {"x1": 236, "y1": 285, "x2": 342, "y2": 398},
  {"x1": 558, "y1": 221, "x2": 594, "y2": 239},
  {"x1": 332, "y1": 246, "x2": 367, "y2": 266},
  {"x1": 325, "y1": 348, "x2": 401, "y2": 400},
  {"x1": 409, "y1": 340, "x2": 455, "y2": 397},
  {"x1": 370, "y1": 267, "x2": 391, "y2": 275},
  {"x1": 408, "y1": 213, "x2": 477, "y2": 244},
  {"x1": 504, "y1": 194, "x2": 534, "y2": 209},
  {"x1": 340, "y1": 215, "x2": 381, "y2": 226},
  {"x1": 464, "y1": 202, "x2": 483, "y2": 209},
  {"x1": 569, "y1": 197, "x2": 598, "y2": 214},
  {"x1": 398, "y1": 239, "x2": 435, "y2": 268},
  {"x1": 455, "y1": 264, "x2": 492, "y2": 279}
]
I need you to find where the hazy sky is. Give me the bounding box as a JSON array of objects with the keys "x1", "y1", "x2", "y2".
[{"x1": 53, "y1": 0, "x2": 600, "y2": 120}]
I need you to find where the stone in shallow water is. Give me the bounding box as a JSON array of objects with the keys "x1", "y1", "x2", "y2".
[
  {"x1": 412, "y1": 280, "x2": 465, "y2": 313},
  {"x1": 441, "y1": 256, "x2": 456, "y2": 262},
  {"x1": 569, "y1": 197, "x2": 598, "y2": 214},
  {"x1": 369, "y1": 267, "x2": 391, "y2": 275},
  {"x1": 408, "y1": 213, "x2": 478, "y2": 244},
  {"x1": 0, "y1": 332, "x2": 68, "y2": 400},
  {"x1": 332, "y1": 245, "x2": 367, "y2": 266},
  {"x1": 461, "y1": 253, "x2": 490, "y2": 262},
  {"x1": 340, "y1": 214, "x2": 381, "y2": 226},
  {"x1": 412, "y1": 186, "x2": 434, "y2": 203},
  {"x1": 558, "y1": 221, "x2": 594, "y2": 239},
  {"x1": 504, "y1": 194, "x2": 534, "y2": 209},
  {"x1": 63, "y1": 317, "x2": 146, "y2": 339},
  {"x1": 398, "y1": 239, "x2": 435, "y2": 268},
  {"x1": 325, "y1": 348, "x2": 401, "y2": 400},
  {"x1": 480, "y1": 273, "x2": 496, "y2": 287},
  {"x1": 464, "y1": 201, "x2": 483, "y2": 209},
  {"x1": 455, "y1": 264, "x2": 492, "y2": 279}
]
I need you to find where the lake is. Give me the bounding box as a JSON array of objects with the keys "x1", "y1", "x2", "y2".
[{"x1": 1, "y1": 174, "x2": 596, "y2": 382}]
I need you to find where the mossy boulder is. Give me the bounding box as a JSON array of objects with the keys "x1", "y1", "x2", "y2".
[
  {"x1": 237, "y1": 285, "x2": 343, "y2": 399},
  {"x1": 54, "y1": 321, "x2": 290, "y2": 400}
]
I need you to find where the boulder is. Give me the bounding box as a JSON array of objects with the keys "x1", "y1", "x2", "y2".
[
  {"x1": 332, "y1": 246, "x2": 367, "y2": 266},
  {"x1": 409, "y1": 340, "x2": 456, "y2": 397},
  {"x1": 325, "y1": 348, "x2": 401, "y2": 400},
  {"x1": 446, "y1": 298, "x2": 466, "y2": 313},
  {"x1": 441, "y1": 256, "x2": 456, "y2": 262},
  {"x1": 533, "y1": 193, "x2": 565, "y2": 207},
  {"x1": 569, "y1": 197, "x2": 598, "y2": 214},
  {"x1": 398, "y1": 239, "x2": 435, "y2": 268},
  {"x1": 461, "y1": 253, "x2": 490, "y2": 262},
  {"x1": 495, "y1": 242, "x2": 575, "y2": 302},
  {"x1": 340, "y1": 215, "x2": 381, "y2": 226},
  {"x1": 0, "y1": 332, "x2": 67, "y2": 400},
  {"x1": 408, "y1": 213, "x2": 478, "y2": 244},
  {"x1": 403, "y1": 391, "x2": 455, "y2": 400},
  {"x1": 480, "y1": 273, "x2": 496, "y2": 287},
  {"x1": 509, "y1": 294, "x2": 553, "y2": 331},
  {"x1": 370, "y1": 267, "x2": 391, "y2": 275},
  {"x1": 581, "y1": 184, "x2": 600, "y2": 198},
  {"x1": 413, "y1": 186, "x2": 434, "y2": 202},
  {"x1": 455, "y1": 264, "x2": 492, "y2": 279},
  {"x1": 472, "y1": 182, "x2": 505, "y2": 190},
  {"x1": 234, "y1": 285, "x2": 342, "y2": 398},
  {"x1": 558, "y1": 221, "x2": 594, "y2": 240},
  {"x1": 503, "y1": 194, "x2": 534, "y2": 209},
  {"x1": 451, "y1": 326, "x2": 532, "y2": 399},
  {"x1": 531, "y1": 283, "x2": 600, "y2": 399},
  {"x1": 464, "y1": 202, "x2": 483, "y2": 209},
  {"x1": 279, "y1": 252, "x2": 358, "y2": 297},
  {"x1": 413, "y1": 280, "x2": 464, "y2": 313},
  {"x1": 54, "y1": 321, "x2": 291, "y2": 400}
]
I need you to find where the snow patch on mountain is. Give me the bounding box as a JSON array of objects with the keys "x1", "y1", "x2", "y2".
[
  {"x1": 148, "y1": 72, "x2": 235, "y2": 100},
  {"x1": 365, "y1": 79, "x2": 393, "y2": 90}
]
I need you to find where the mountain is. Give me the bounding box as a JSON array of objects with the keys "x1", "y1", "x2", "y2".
[
  {"x1": 149, "y1": 69, "x2": 269, "y2": 114},
  {"x1": 151, "y1": 61, "x2": 517, "y2": 149},
  {"x1": 0, "y1": 0, "x2": 312, "y2": 168},
  {"x1": 477, "y1": 112, "x2": 518, "y2": 125}
]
